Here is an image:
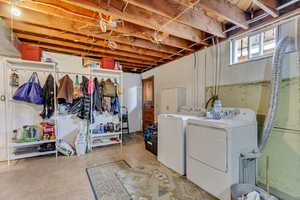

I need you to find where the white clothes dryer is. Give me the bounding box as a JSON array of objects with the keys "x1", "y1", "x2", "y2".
[{"x1": 186, "y1": 108, "x2": 257, "y2": 200}]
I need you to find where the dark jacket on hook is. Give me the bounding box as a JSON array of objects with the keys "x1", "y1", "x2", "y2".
[
  {"x1": 40, "y1": 74, "x2": 57, "y2": 119},
  {"x1": 93, "y1": 77, "x2": 103, "y2": 113}
]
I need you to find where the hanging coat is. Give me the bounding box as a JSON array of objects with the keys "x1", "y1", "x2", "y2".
[
  {"x1": 40, "y1": 74, "x2": 57, "y2": 119},
  {"x1": 78, "y1": 76, "x2": 94, "y2": 122},
  {"x1": 57, "y1": 75, "x2": 73, "y2": 104},
  {"x1": 111, "y1": 96, "x2": 120, "y2": 118},
  {"x1": 92, "y1": 77, "x2": 103, "y2": 113}
]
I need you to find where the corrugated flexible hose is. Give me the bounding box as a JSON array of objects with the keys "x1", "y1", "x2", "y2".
[{"x1": 258, "y1": 36, "x2": 293, "y2": 152}]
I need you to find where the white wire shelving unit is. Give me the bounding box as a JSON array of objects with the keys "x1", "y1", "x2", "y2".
[
  {"x1": 90, "y1": 67, "x2": 123, "y2": 149},
  {"x1": 3, "y1": 58, "x2": 123, "y2": 163},
  {"x1": 4, "y1": 58, "x2": 57, "y2": 163}
]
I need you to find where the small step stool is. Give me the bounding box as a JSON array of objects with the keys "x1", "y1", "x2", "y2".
[{"x1": 122, "y1": 106, "x2": 130, "y2": 135}]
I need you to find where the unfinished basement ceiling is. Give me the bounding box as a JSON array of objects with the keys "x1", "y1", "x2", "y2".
[{"x1": 0, "y1": 0, "x2": 297, "y2": 73}]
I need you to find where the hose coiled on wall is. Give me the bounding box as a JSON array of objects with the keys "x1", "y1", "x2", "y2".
[{"x1": 258, "y1": 36, "x2": 293, "y2": 152}]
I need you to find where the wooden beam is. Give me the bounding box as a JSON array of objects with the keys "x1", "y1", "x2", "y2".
[
  {"x1": 124, "y1": 0, "x2": 225, "y2": 38},
  {"x1": 174, "y1": 0, "x2": 249, "y2": 29},
  {"x1": 14, "y1": 32, "x2": 160, "y2": 63},
  {"x1": 2, "y1": 0, "x2": 196, "y2": 49},
  {"x1": 22, "y1": 41, "x2": 157, "y2": 66},
  {"x1": 62, "y1": 0, "x2": 207, "y2": 43},
  {"x1": 7, "y1": 21, "x2": 172, "y2": 60},
  {"x1": 0, "y1": 2, "x2": 181, "y2": 55},
  {"x1": 252, "y1": 0, "x2": 279, "y2": 18}
]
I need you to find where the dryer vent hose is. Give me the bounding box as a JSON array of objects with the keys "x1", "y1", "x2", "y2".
[{"x1": 258, "y1": 36, "x2": 293, "y2": 152}]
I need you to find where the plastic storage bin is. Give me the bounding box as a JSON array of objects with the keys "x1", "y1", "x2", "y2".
[
  {"x1": 20, "y1": 44, "x2": 42, "y2": 61},
  {"x1": 101, "y1": 57, "x2": 115, "y2": 70}
]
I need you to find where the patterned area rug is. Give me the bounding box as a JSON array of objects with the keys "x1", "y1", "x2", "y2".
[
  {"x1": 116, "y1": 165, "x2": 216, "y2": 200},
  {"x1": 87, "y1": 160, "x2": 216, "y2": 200},
  {"x1": 86, "y1": 160, "x2": 131, "y2": 200}
]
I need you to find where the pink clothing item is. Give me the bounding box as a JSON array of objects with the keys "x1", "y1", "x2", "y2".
[{"x1": 88, "y1": 79, "x2": 94, "y2": 94}]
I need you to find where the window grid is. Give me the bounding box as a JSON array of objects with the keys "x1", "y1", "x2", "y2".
[{"x1": 230, "y1": 27, "x2": 277, "y2": 65}]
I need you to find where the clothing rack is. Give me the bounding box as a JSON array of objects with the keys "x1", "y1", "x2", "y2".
[
  {"x1": 4, "y1": 59, "x2": 58, "y2": 164},
  {"x1": 3, "y1": 58, "x2": 123, "y2": 163},
  {"x1": 90, "y1": 68, "x2": 123, "y2": 148}
]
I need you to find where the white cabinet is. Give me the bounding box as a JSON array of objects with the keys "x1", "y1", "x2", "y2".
[{"x1": 160, "y1": 88, "x2": 186, "y2": 114}]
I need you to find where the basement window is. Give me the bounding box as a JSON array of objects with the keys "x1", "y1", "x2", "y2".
[{"x1": 230, "y1": 27, "x2": 277, "y2": 64}]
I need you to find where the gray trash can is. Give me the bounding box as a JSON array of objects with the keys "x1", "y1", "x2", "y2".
[
  {"x1": 231, "y1": 184, "x2": 278, "y2": 200},
  {"x1": 231, "y1": 184, "x2": 256, "y2": 200}
]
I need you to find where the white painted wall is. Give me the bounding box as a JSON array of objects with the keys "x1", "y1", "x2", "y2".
[
  {"x1": 142, "y1": 54, "x2": 195, "y2": 118},
  {"x1": 142, "y1": 17, "x2": 300, "y2": 119},
  {"x1": 122, "y1": 73, "x2": 142, "y2": 132}
]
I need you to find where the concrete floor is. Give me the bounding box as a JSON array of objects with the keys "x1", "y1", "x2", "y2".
[{"x1": 0, "y1": 134, "x2": 158, "y2": 200}]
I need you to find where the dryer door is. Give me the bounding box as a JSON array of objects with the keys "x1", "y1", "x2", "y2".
[{"x1": 187, "y1": 123, "x2": 228, "y2": 172}]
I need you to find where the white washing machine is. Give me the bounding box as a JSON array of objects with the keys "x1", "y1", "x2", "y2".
[
  {"x1": 158, "y1": 113, "x2": 203, "y2": 175},
  {"x1": 186, "y1": 108, "x2": 257, "y2": 200}
]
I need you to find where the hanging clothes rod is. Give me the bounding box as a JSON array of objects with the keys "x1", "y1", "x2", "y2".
[
  {"x1": 92, "y1": 74, "x2": 121, "y2": 79},
  {"x1": 56, "y1": 71, "x2": 121, "y2": 78},
  {"x1": 56, "y1": 71, "x2": 91, "y2": 76},
  {"x1": 8, "y1": 66, "x2": 55, "y2": 73}
]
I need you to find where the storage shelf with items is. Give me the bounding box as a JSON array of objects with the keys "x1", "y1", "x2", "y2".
[
  {"x1": 89, "y1": 68, "x2": 123, "y2": 148},
  {"x1": 4, "y1": 58, "x2": 57, "y2": 162},
  {"x1": 3, "y1": 58, "x2": 123, "y2": 162}
]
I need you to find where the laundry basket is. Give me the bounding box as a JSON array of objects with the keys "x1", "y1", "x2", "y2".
[{"x1": 231, "y1": 184, "x2": 278, "y2": 200}]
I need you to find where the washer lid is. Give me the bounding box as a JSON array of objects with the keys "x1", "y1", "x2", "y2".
[
  {"x1": 159, "y1": 113, "x2": 204, "y2": 121},
  {"x1": 187, "y1": 118, "x2": 256, "y2": 129}
]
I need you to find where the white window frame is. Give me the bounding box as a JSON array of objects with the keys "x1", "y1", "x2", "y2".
[{"x1": 230, "y1": 26, "x2": 278, "y2": 65}]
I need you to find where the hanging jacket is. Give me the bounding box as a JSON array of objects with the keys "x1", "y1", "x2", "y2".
[
  {"x1": 57, "y1": 75, "x2": 73, "y2": 104},
  {"x1": 92, "y1": 77, "x2": 103, "y2": 113},
  {"x1": 40, "y1": 74, "x2": 57, "y2": 119},
  {"x1": 111, "y1": 96, "x2": 120, "y2": 118},
  {"x1": 78, "y1": 76, "x2": 94, "y2": 122}
]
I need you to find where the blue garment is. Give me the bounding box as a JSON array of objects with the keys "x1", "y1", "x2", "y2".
[
  {"x1": 110, "y1": 96, "x2": 120, "y2": 117},
  {"x1": 144, "y1": 124, "x2": 157, "y2": 141}
]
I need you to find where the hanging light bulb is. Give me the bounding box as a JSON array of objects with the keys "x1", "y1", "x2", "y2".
[{"x1": 11, "y1": 6, "x2": 21, "y2": 17}]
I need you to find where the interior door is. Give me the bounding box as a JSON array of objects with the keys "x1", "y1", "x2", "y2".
[{"x1": 142, "y1": 76, "x2": 154, "y2": 131}]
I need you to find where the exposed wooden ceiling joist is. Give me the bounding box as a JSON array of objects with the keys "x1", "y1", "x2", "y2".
[
  {"x1": 1, "y1": 0, "x2": 197, "y2": 50},
  {"x1": 22, "y1": 41, "x2": 157, "y2": 66},
  {"x1": 252, "y1": 0, "x2": 279, "y2": 18},
  {"x1": 14, "y1": 32, "x2": 160, "y2": 63},
  {"x1": 174, "y1": 0, "x2": 249, "y2": 29},
  {"x1": 124, "y1": 0, "x2": 226, "y2": 38},
  {"x1": 0, "y1": 0, "x2": 291, "y2": 73},
  {"x1": 0, "y1": 2, "x2": 182, "y2": 55},
  {"x1": 5, "y1": 20, "x2": 171, "y2": 59},
  {"x1": 61, "y1": 0, "x2": 207, "y2": 44}
]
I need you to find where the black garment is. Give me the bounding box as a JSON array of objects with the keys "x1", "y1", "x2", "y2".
[
  {"x1": 93, "y1": 77, "x2": 103, "y2": 113},
  {"x1": 79, "y1": 76, "x2": 93, "y2": 122},
  {"x1": 40, "y1": 74, "x2": 57, "y2": 119},
  {"x1": 68, "y1": 97, "x2": 83, "y2": 114}
]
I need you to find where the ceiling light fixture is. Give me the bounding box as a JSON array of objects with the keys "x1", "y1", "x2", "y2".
[{"x1": 11, "y1": 6, "x2": 21, "y2": 17}]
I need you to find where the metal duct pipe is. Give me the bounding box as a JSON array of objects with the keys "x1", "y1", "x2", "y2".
[{"x1": 258, "y1": 36, "x2": 293, "y2": 151}]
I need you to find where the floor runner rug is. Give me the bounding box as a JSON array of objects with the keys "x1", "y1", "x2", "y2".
[{"x1": 86, "y1": 160, "x2": 131, "y2": 200}]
